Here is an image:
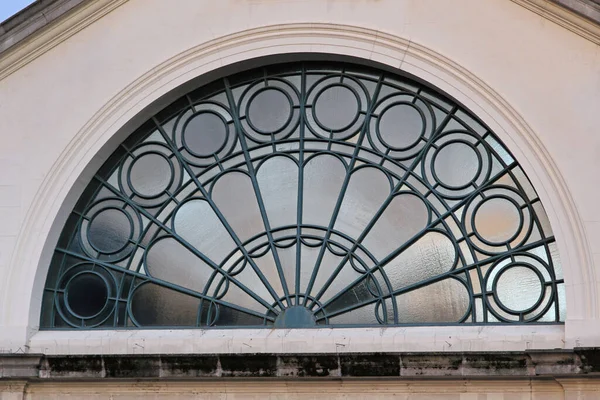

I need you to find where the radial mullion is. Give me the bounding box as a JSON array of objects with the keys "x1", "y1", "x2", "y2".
[
  {"x1": 302, "y1": 74, "x2": 385, "y2": 305},
  {"x1": 223, "y1": 77, "x2": 292, "y2": 306},
  {"x1": 95, "y1": 175, "x2": 279, "y2": 314},
  {"x1": 151, "y1": 117, "x2": 287, "y2": 310},
  {"x1": 312, "y1": 160, "x2": 521, "y2": 309},
  {"x1": 314, "y1": 236, "x2": 555, "y2": 319},
  {"x1": 295, "y1": 66, "x2": 307, "y2": 304},
  {"x1": 306, "y1": 104, "x2": 457, "y2": 310}
]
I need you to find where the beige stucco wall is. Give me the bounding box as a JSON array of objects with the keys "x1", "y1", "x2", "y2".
[
  {"x1": 1, "y1": 379, "x2": 599, "y2": 399},
  {"x1": 0, "y1": 0, "x2": 599, "y2": 363}
]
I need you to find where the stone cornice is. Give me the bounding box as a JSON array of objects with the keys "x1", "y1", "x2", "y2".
[
  {"x1": 552, "y1": 0, "x2": 600, "y2": 22},
  {"x1": 1, "y1": 350, "x2": 600, "y2": 380},
  {"x1": 512, "y1": 0, "x2": 600, "y2": 45},
  {"x1": 0, "y1": 0, "x2": 599, "y2": 82},
  {"x1": 0, "y1": 0, "x2": 87, "y2": 53},
  {"x1": 0, "y1": 0, "x2": 127, "y2": 81}
]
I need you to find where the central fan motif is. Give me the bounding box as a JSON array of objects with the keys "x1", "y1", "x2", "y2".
[{"x1": 41, "y1": 63, "x2": 564, "y2": 329}]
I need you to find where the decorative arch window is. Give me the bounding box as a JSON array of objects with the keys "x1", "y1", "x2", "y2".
[{"x1": 41, "y1": 62, "x2": 565, "y2": 329}]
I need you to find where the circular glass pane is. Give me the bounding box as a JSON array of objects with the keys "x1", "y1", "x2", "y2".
[
  {"x1": 378, "y1": 103, "x2": 424, "y2": 149},
  {"x1": 474, "y1": 198, "x2": 521, "y2": 245},
  {"x1": 129, "y1": 153, "x2": 172, "y2": 197},
  {"x1": 247, "y1": 88, "x2": 291, "y2": 133},
  {"x1": 88, "y1": 208, "x2": 132, "y2": 253},
  {"x1": 434, "y1": 142, "x2": 480, "y2": 188},
  {"x1": 314, "y1": 85, "x2": 359, "y2": 131},
  {"x1": 184, "y1": 112, "x2": 228, "y2": 156},
  {"x1": 496, "y1": 266, "x2": 542, "y2": 312},
  {"x1": 66, "y1": 273, "x2": 109, "y2": 318}
]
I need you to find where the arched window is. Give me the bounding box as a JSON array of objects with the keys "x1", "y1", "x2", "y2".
[{"x1": 41, "y1": 62, "x2": 564, "y2": 329}]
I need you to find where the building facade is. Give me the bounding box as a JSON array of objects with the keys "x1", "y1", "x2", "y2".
[{"x1": 1, "y1": 0, "x2": 600, "y2": 398}]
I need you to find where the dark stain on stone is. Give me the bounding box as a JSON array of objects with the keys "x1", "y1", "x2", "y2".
[
  {"x1": 160, "y1": 356, "x2": 218, "y2": 377},
  {"x1": 576, "y1": 349, "x2": 600, "y2": 373},
  {"x1": 46, "y1": 355, "x2": 103, "y2": 376},
  {"x1": 340, "y1": 354, "x2": 400, "y2": 377},
  {"x1": 450, "y1": 356, "x2": 463, "y2": 370},
  {"x1": 400, "y1": 354, "x2": 463, "y2": 376},
  {"x1": 103, "y1": 356, "x2": 160, "y2": 378},
  {"x1": 279, "y1": 355, "x2": 339, "y2": 377},
  {"x1": 220, "y1": 355, "x2": 277, "y2": 377},
  {"x1": 464, "y1": 354, "x2": 528, "y2": 370}
]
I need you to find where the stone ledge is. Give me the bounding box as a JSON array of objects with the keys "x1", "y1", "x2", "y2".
[
  {"x1": 0, "y1": 0, "x2": 87, "y2": 53},
  {"x1": 0, "y1": 350, "x2": 600, "y2": 380},
  {"x1": 552, "y1": 0, "x2": 600, "y2": 22}
]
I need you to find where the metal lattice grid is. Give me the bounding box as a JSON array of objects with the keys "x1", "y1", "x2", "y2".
[{"x1": 41, "y1": 62, "x2": 565, "y2": 329}]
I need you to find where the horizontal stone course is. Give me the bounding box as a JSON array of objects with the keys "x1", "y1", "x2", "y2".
[{"x1": 0, "y1": 349, "x2": 599, "y2": 380}]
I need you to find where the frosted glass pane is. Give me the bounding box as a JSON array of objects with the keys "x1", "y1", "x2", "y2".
[
  {"x1": 183, "y1": 112, "x2": 228, "y2": 156},
  {"x1": 212, "y1": 172, "x2": 263, "y2": 242},
  {"x1": 303, "y1": 155, "x2": 346, "y2": 226},
  {"x1": 383, "y1": 232, "x2": 455, "y2": 291},
  {"x1": 173, "y1": 199, "x2": 235, "y2": 263},
  {"x1": 88, "y1": 209, "x2": 131, "y2": 254},
  {"x1": 131, "y1": 284, "x2": 200, "y2": 326},
  {"x1": 378, "y1": 103, "x2": 424, "y2": 149},
  {"x1": 248, "y1": 88, "x2": 291, "y2": 132},
  {"x1": 474, "y1": 198, "x2": 521, "y2": 244},
  {"x1": 129, "y1": 153, "x2": 172, "y2": 197},
  {"x1": 433, "y1": 142, "x2": 480, "y2": 188},
  {"x1": 257, "y1": 156, "x2": 298, "y2": 228},
  {"x1": 335, "y1": 167, "x2": 390, "y2": 239},
  {"x1": 362, "y1": 194, "x2": 429, "y2": 259},
  {"x1": 495, "y1": 266, "x2": 542, "y2": 312},
  {"x1": 251, "y1": 250, "x2": 288, "y2": 299},
  {"x1": 395, "y1": 279, "x2": 469, "y2": 323},
  {"x1": 314, "y1": 85, "x2": 359, "y2": 130},
  {"x1": 313, "y1": 252, "x2": 362, "y2": 304},
  {"x1": 146, "y1": 237, "x2": 211, "y2": 293},
  {"x1": 327, "y1": 303, "x2": 378, "y2": 325}
]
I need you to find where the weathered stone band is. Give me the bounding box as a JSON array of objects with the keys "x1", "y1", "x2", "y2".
[{"x1": 2, "y1": 350, "x2": 600, "y2": 380}]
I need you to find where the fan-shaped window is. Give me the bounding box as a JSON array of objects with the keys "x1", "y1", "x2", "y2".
[{"x1": 41, "y1": 62, "x2": 564, "y2": 329}]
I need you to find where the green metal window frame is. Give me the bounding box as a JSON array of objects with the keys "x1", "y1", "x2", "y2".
[{"x1": 40, "y1": 61, "x2": 564, "y2": 329}]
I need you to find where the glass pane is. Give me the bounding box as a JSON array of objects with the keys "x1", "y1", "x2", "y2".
[
  {"x1": 212, "y1": 172, "x2": 263, "y2": 243},
  {"x1": 314, "y1": 85, "x2": 359, "y2": 131},
  {"x1": 303, "y1": 154, "x2": 346, "y2": 226},
  {"x1": 131, "y1": 284, "x2": 200, "y2": 327},
  {"x1": 362, "y1": 193, "x2": 429, "y2": 260},
  {"x1": 129, "y1": 153, "x2": 173, "y2": 197},
  {"x1": 433, "y1": 142, "x2": 480, "y2": 188},
  {"x1": 87, "y1": 208, "x2": 132, "y2": 254},
  {"x1": 495, "y1": 266, "x2": 543, "y2": 312},
  {"x1": 247, "y1": 88, "x2": 292, "y2": 133},
  {"x1": 395, "y1": 278, "x2": 469, "y2": 323},
  {"x1": 335, "y1": 167, "x2": 390, "y2": 240},
  {"x1": 184, "y1": 112, "x2": 228, "y2": 156},
  {"x1": 257, "y1": 156, "x2": 298, "y2": 228},
  {"x1": 173, "y1": 199, "x2": 235, "y2": 263},
  {"x1": 379, "y1": 103, "x2": 424, "y2": 149}
]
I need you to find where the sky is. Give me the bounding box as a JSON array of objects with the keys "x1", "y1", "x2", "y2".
[{"x1": 0, "y1": 0, "x2": 36, "y2": 23}]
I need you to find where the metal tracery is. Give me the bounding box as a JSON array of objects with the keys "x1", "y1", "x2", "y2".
[{"x1": 41, "y1": 62, "x2": 564, "y2": 329}]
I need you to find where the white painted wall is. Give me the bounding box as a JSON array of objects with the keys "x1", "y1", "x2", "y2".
[{"x1": 0, "y1": 0, "x2": 599, "y2": 354}]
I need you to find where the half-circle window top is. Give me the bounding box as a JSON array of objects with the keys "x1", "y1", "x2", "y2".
[{"x1": 41, "y1": 62, "x2": 564, "y2": 329}]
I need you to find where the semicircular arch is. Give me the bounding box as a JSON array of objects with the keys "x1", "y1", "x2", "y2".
[{"x1": 2, "y1": 23, "x2": 591, "y2": 347}]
